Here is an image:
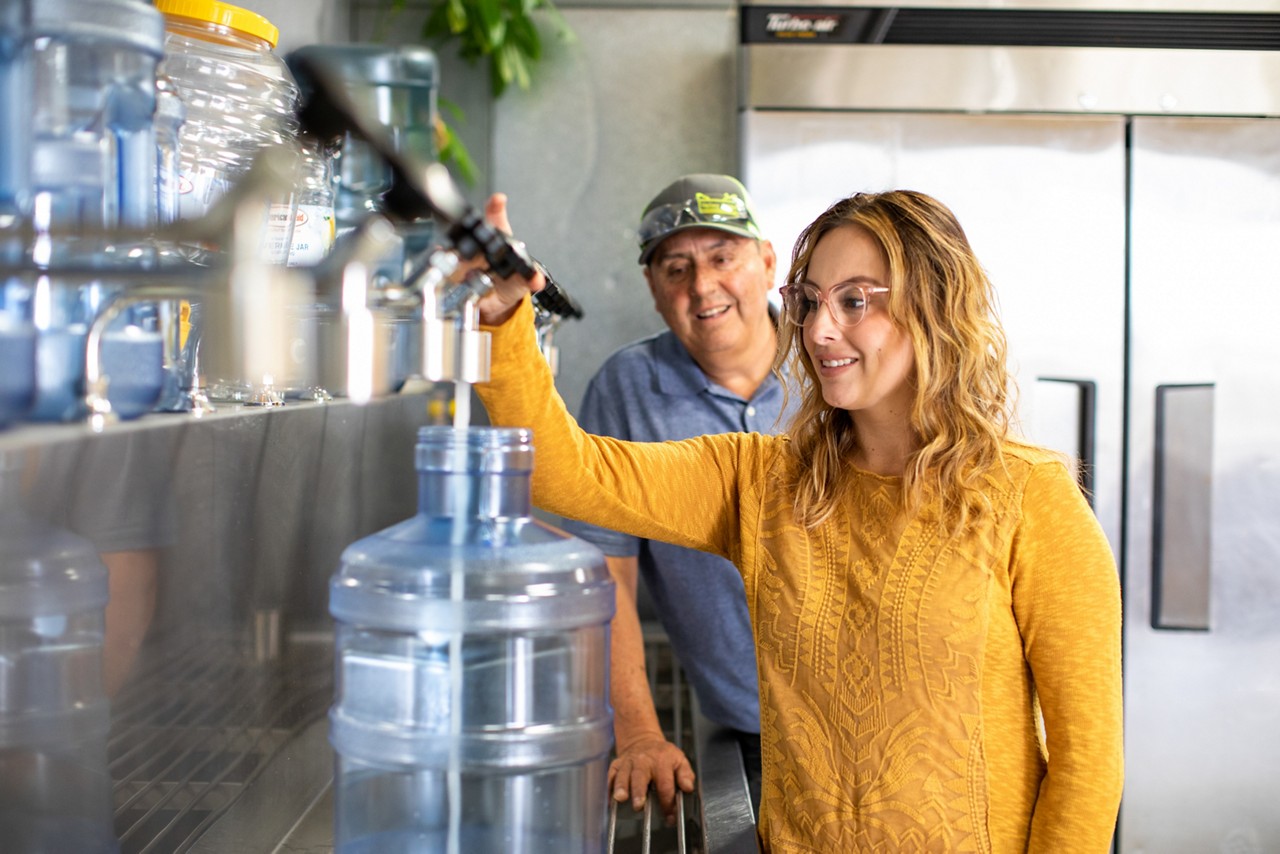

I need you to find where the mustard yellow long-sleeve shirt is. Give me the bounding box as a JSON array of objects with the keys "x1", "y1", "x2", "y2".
[{"x1": 477, "y1": 298, "x2": 1123, "y2": 853}]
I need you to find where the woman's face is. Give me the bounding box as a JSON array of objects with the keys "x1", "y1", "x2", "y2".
[{"x1": 801, "y1": 224, "x2": 916, "y2": 419}]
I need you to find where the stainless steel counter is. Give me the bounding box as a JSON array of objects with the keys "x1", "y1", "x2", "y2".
[
  {"x1": 105, "y1": 625, "x2": 755, "y2": 853},
  {"x1": 1, "y1": 394, "x2": 757, "y2": 853},
  {"x1": 1, "y1": 393, "x2": 428, "y2": 854},
  {"x1": 111, "y1": 633, "x2": 335, "y2": 852}
]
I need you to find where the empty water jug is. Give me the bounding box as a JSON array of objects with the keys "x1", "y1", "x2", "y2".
[
  {"x1": 156, "y1": 0, "x2": 299, "y2": 261},
  {"x1": 156, "y1": 0, "x2": 299, "y2": 404},
  {"x1": 3, "y1": 0, "x2": 167, "y2": 423},
  {"x1": 286, "y1": 44, "x2": 440, "y2": 390},
  {"x1": 0, "y1": 449, "x2": 115, "y2": 852},
  {"x1": 329, "y1": 426, "x2": 614, "y2": 853},
  {"x1": 286, "y1": 43, "x2": 438, "y2": 253},
  {"x1": 1, "y1": 0, "x2": 27, "y2": 226},
  {"x1": 0, "y1": 314, "x2": 35, "y2": 427},
  {"x1": 0, "y1": 6, "x2": 33, "y2": 426}
]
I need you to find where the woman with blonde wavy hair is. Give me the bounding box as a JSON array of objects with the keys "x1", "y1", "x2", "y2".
[
  {"x1": 779, "y1": 190, "x2": 1018, "y2": 536},
  {"x1": 475, "y1": 189, "x2": 1123, "y2": 853}
]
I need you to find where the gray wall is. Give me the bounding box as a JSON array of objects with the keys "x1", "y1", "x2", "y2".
[
  {"x1": 340, "y1": 1, "x2": 741, "y2": 416},
  {"x1": 347, "y1": 0, "x2": 498, "y2": 200},
  {"x1": 491, "y1": 3, "x2": 740, "y2": 415},
  {"x1": 244, "y1": 0, "x2": 349, "y2": 55}
]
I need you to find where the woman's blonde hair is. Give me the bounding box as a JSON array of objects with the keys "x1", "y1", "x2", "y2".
[{"x1": 777, "y1": 190, "x2": 1013, "y2": 532}]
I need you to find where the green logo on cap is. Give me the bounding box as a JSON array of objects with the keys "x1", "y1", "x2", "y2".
[{"x1": 694, "y1": 192, "x2": 748, "y2": 219}]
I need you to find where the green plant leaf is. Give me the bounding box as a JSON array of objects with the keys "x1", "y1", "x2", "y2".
[
  {"x1": 438, "y1": 95, "x2": 467, "y2": 124},
  {"x1": 475, "y1": 0, "x2": 506, "y2": 49},
  {"x1": 412, "y1": 0, "x2": 575, "y2": 180},
  {"x1": 446, "y1": 0, "x2": 468, "y2": 34},
  {"x1": 436, "y1": 116, "x2": 479, "y2": 187},
  {"x1": 507, "y1": 42, "x2": 532, "y2": 90},
  {"x1": 507, "y1": 13, "x2": 541, "y2": 62}
]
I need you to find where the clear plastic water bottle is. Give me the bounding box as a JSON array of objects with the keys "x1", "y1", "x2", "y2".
[
  {"x1": 287, "y1": 140, "x2": 336, "y2": 268},
  {"x1": 154, "y1": 74, "x2": 187, "y2": 230},
  {"x1": 0, "y1": 449, "x2": 115, "y2": 852},
  {"x1": 156, "y1": 0, "x2": 300, "y2": 403},
  {"x1": 330, "y1": 426, "x2": 615, "y2": 853},
  {"x1": 151, "y1": 73, "x2": 198, "y2": 414},
  {"x1": 156, "y1": 0, "x2": 300, "y2": 263}
]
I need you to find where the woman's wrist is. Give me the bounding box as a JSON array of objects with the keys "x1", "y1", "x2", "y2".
[{"x1": 477, "y1": 291, "x2": 526, "y2": 327}]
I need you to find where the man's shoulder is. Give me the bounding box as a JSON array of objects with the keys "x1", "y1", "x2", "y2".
[{"x1": 589, "y1": 331, "x2": 673, "y2": 384}]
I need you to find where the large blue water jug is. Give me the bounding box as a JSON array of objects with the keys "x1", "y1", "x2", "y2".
[
  {"x1": 285, "y1": 43, "x2": 441, "y2": 392},
  {"x1": 329, "y1": 426, "x2": 615, "y2": 853},
  {"x1": 3, "y1": 0, "x2": 167, "y2": 424},
  {"x1": 0, "y1": 4, "x2": 35, "y2": 427},
  {"x1": 0, "y1": 449, "x2": 115, "y2": 853}
]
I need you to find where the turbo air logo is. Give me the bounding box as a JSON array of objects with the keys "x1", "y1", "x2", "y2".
[{"x1": 766, "y1": 12, "x2": 841, "y2": 38}]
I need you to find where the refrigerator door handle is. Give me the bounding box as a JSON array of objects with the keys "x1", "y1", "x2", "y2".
[
  {"x1": 1152, "y1": 382, "x2": 1215, "y2": 631},
  {"x1": 1036, "y1": 377, "x2": 1097, "y2": 502}
]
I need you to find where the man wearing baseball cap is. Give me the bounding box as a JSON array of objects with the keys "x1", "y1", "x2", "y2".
[{"x1": 559, "y1": 174, "x2": 792, "y2": 824}]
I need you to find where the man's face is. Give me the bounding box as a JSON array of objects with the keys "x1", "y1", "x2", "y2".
[{"x1": 643, "y1": 228, "x2": 777, "y2": 364}]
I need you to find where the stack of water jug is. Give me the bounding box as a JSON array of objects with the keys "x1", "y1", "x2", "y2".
[
  {"x1": 1, "y1": 2, "x2": 616, "y2": 851},
  {"x1": 0, "y1": 0, "x2": 325, "y2": 425}
]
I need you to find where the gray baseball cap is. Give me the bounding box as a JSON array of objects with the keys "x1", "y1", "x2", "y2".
[{"x1": 637, "y1": 174, "x2": 764, "y2": 264}]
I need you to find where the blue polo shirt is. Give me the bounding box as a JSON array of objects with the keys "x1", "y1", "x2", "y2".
[{"x1": 559, "y1": 329, "x2": 794, "y2": 733}]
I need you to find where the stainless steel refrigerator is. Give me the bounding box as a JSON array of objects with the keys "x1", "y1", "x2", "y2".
[{"x1": 740, "y1": 2, "x2": 1280, "y2": 849}]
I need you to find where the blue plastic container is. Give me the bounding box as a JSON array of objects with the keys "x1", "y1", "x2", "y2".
[
  {"x1": 7, "y1": 0, "x2": 167, "y2": 423},
  {"x1": 0, "y1": 450, "x2": 116, "y2": 853},
  {"x1": 25, "y1": 323, "x2": 163, "y2": 422},
  {"x1": 330, "y1": 426, "x2": 615, "y2": 853},
  {"x1": 0, "y1": 319, "x2": 36, "y2": 427}
]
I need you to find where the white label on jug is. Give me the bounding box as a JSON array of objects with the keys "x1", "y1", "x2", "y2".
[
  {"x1": 264, "y1": 203, "x2": 294, "y2": 265},
  {"x1": 176, "y1": 170, "x2": 225, "y2": 221},
  {"x1": 287, "y1": 205, "x2": 336, "y2": 267}
]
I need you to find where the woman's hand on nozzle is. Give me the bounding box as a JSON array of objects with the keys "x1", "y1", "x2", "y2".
[{"x1": 475, "y1": 193, "x2": 546, "y2": 326}]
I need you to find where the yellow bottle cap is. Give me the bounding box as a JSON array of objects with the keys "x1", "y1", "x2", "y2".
[{"x1": 155, "y1": 0, "x2": 280, "y2": 48}]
